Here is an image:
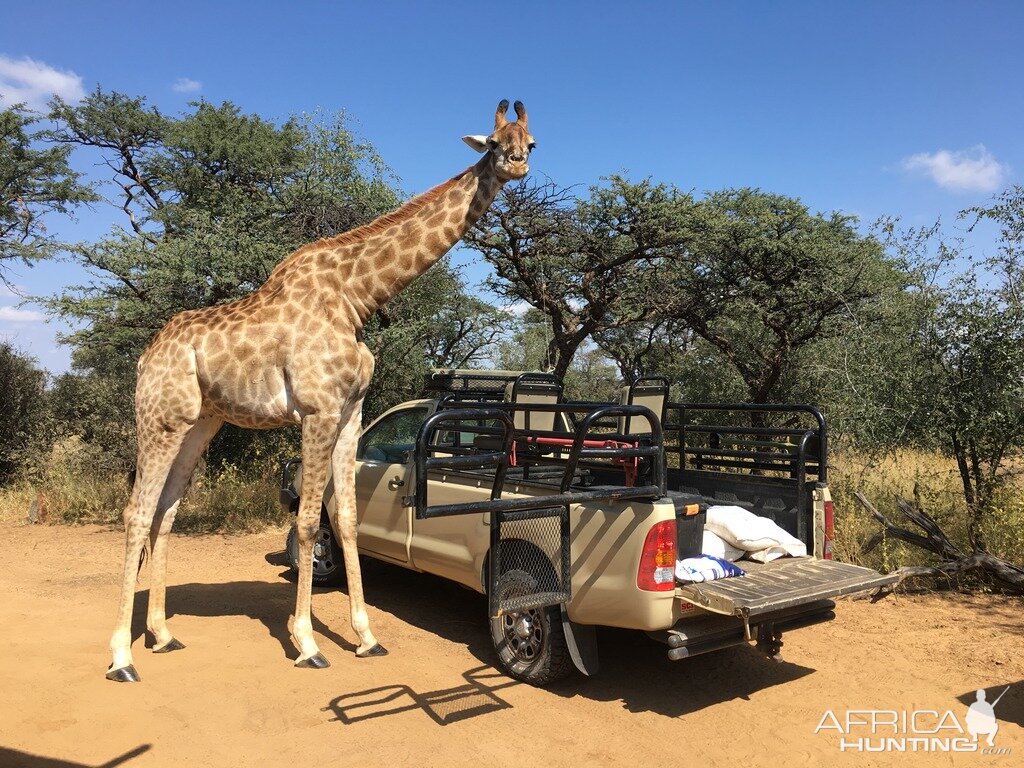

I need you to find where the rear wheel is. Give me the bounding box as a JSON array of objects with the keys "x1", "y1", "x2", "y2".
[
  {"x1": 489, "y1": 568, "x2": 574, "y2": 686},
  {"x1": 286, "y1": 510, "x2": 346, "y2": 586}
]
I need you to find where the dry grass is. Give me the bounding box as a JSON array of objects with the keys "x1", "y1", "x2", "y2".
[
  {"x1": 830, "y1": 447, "x2": 1024, "y2": 573},
  {"x1": 0, "y1": 437, "x2": 289, "y2": 533},
  {"x1": 3, "y1": 440, "x2": 1020, "y2": 576}
]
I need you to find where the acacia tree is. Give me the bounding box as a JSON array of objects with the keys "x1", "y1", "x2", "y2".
[
  {"x1": 0, "y1": 104, "x2": 95, "y2": 280},
  {"x1": 922, "y1": 272, "x2": 1024, "y2": 537},
  {"x1": 851, "y1": 208, "x2": 1024, "y2": 546},
  {"x1": 661, "y1": 189, "x2": 902, "y2": 407},
  {"x1": 465, "y1": 176, "x2": 693, "y2": 380}
]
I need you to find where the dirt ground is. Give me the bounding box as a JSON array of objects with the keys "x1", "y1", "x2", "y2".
[{"x1": 1, "y1": 521, "x2": 1021, "y2": 768}]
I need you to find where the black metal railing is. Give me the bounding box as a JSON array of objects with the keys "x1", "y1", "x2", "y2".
[
  {"x1": 663, "y1": 402, "x2": 827, "y2": 483},
  {"x1": 411, "y1": 403, "x2": 666, "y2": 520}
]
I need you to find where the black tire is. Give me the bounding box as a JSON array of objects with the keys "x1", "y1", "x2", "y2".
[
  {"x1": 489, "y1": 568, "x2": 574, "y2": 686},
  {"x1": 286, "y1": 510, "x2": 346, "y2": 586}
]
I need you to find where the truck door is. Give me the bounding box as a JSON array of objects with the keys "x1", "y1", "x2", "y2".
[{"x1": 354, "y1": 406, "x2": 429, "y2": 563}]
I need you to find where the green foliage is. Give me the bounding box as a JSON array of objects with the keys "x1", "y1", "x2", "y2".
[
  {"x1": 0, "y1": 103, "x2": 95, "y2": 277},
  {"x1": 0, "y1": 343, "x2": 52, "y2": 481},
  {"x1": 662, "y1": 188, "x2": 903, "y2": 406},
  {"x1": 47, "y1": 366, "x2": 137, "y2": 471},
  {"x1": 173, "y1": 463, "x2": 290, "y2": 534},
  {"x1": 45, "y1": 93, "x2": 398, "y2": 372}
]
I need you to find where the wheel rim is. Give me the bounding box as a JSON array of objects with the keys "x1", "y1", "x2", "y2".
[
  {"x1": 311, "y1": 527, "x2": 337, "y2": 577},
  {"x1": 501, "y1": 608, "x2": 544, "y2": 662}
]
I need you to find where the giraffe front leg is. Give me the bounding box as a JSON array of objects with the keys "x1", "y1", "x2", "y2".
[
  {"x1": 291, "y1": 413, "x2": 337, "y2": 669},
  {"x1": 332, "y1": 401, "x2": 386, "y2": 658}
]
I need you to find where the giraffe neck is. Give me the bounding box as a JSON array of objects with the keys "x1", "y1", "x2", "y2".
[{"x1": 328, "y1": 155, "x2": 503, "y2": 327}]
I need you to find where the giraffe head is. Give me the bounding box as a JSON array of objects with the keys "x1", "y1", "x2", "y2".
[{"x1": 462, "y1": 99, "x2": 535, "y2": 181}]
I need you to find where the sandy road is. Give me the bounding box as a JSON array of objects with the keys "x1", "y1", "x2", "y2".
[{"x1": 0, "y1": 521, "x2": 1021, "y2": 768}]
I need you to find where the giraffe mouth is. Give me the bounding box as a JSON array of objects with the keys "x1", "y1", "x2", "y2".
[{"x1": 499, "y1": 161, "x2": 530, "y2": 180}]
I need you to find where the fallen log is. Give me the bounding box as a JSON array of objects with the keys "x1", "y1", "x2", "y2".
[{"x1": 854, "y1": 491, "x2": 1024, "y2": 597}]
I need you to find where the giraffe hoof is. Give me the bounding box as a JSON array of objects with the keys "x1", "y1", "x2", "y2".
[
  {"x1": 356, "y1": 643, "x2": 389, "y2": 658},
  {"x1": 106, "y1": 664, "x2": 141, "y2": 683},
  {"x1": 295, "y1": 652, "x2": 330, "y2": 669},
  {"x1": 153, "y1": 638, "x2": 186, "y2": 654}
]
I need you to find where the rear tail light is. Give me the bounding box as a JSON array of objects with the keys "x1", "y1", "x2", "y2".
[
  {"x1": 823, "y1": 500, "x2": 834, "y2": 560},
  {"x1": 637, "y1": 520, "x2": 676, "y2": 591}
]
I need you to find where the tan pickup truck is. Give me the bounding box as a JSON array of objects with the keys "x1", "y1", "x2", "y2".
[{"x1": 280, "y1": 371, "x2": 895, "y2": 686}]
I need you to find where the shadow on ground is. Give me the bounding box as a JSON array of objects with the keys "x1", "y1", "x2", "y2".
[
  {"x1": 0, "y1": 745, "x2": 150, "y2": 768},
  {"x1": 957, "y1": 681, "x2": 1023, "y2": 728},
  {"x1": 142, "y1": 551, "x2": 815, "y2": 718},
  {"x1": 323, "y1": 665, "x2": 518, "y2": 726}
]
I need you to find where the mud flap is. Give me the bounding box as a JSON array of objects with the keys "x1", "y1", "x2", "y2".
[{"x1": 561, "y1": 606, "x2": 599, "y2": 676}]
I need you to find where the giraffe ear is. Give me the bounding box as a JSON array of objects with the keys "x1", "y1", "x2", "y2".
[{"x1": 462, "y1": 135, "x2": 490, "y2": 153}]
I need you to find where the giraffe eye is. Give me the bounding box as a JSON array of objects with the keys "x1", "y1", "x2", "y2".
[
  {"x1": 486, "y1": 138, "x2": 499, "y2": 151},
  {"x1": 528, "y1": 142, "x2": 536, "y2": 151}
]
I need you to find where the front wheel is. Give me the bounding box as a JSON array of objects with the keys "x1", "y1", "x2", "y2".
[
  {"x1": 489, "y1": 569, "x2": 574, "y2": 686},
  {"x1": 286, "y1": 511, "x2": 346, "y2": 586}
]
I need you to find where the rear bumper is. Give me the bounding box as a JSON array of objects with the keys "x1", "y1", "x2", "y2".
[{"x1": 650, "y1": 599, "x2": 837, "y2": 661}]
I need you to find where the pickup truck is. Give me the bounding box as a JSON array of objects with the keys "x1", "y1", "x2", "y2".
[{"x1": 279, "y1": 371, "x2": 895, "y2": 686}]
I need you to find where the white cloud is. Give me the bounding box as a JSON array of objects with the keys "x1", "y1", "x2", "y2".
[
  {"x1": 0, "y1": 306, "x2": 46, "y2": 323},
  {"x1": 900, "y1": 145, "x2": 1008, "y2": 193},
  {"x1": 503, "y1": 301, "x2": 533, "y2": 316},
  {"x1": 172, "y1": 77, "x2": 202, "y2": 94},
  {"x1": 0, "y1": 54, "x2": 85, "y2": 110}
]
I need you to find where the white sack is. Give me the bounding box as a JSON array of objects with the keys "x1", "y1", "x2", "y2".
[
  {"x1": 705, "y1": 504, "x2": 807, "y2": 562},
  {"x1": 701, "y1": 529, "x2": 745, "y2": 562}
]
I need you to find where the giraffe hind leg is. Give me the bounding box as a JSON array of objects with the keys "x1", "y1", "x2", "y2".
[
  {"x1": 146, "y1": 416, "x2": 223, "y2": 653},
  {"x1": 107, "y1": 425, "x2": 193, "y2": 681}
]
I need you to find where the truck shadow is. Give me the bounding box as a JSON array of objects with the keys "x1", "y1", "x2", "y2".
[
  {"x1": 334, "y1": 557, "x2": 815, "y2": 717},
  {"x1": 347, "y1": 558, "x2": 816, "y2": 718},
  {"x1": 554, "y1": 627, "x2": 814, "y2": 716},
  {"x1": 322, "y1": 665, "x2": 518, "y2": 726}
]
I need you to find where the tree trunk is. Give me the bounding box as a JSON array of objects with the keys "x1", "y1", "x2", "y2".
[{"x1": 854, "y1": 492, "x2": 1023, "y2": 596}]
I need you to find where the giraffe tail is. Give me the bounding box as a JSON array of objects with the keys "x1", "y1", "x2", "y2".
[{"x1": 138, "y1": 541, "x2": 150, "y2": 576}]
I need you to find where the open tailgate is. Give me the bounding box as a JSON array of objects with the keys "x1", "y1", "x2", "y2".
[{"x1": 677, "y1": 558, "x2": 897, "y2": 620}]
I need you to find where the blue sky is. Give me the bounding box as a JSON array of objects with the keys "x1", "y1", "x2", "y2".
[{"x1": 1, "y1": 1, "x2": 1022, "y2": 373}]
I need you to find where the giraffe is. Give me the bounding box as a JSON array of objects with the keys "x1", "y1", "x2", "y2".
[{"x1": 106, "y1": 99, "x2": 535, "y2": 682}]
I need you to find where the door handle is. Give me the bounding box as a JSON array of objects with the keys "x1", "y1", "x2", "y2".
[{"x1": 388, "y1": 477, "x2": 405, "y2": 490}]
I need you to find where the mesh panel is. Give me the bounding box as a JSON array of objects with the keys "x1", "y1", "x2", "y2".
[{"x1": 490, "y1": 506, "x2": 570, "y2": 616}]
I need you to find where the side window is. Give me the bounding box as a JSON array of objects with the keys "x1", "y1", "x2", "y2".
[
  {"x1": 435, "y1": 417, "x2": 511, "y2": 451},
  {"x1": 357, "y1": 408, "x2": 429, "y2": 463}
]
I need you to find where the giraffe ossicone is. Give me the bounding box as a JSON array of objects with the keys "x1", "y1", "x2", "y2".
[{"x1": 106, "y1": 99, "x2": 535, "y2": 682}]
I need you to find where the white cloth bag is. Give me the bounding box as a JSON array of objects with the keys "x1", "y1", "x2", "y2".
[{"x1": 705, "y1": 505, "x2": 807, "y2": 563}]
